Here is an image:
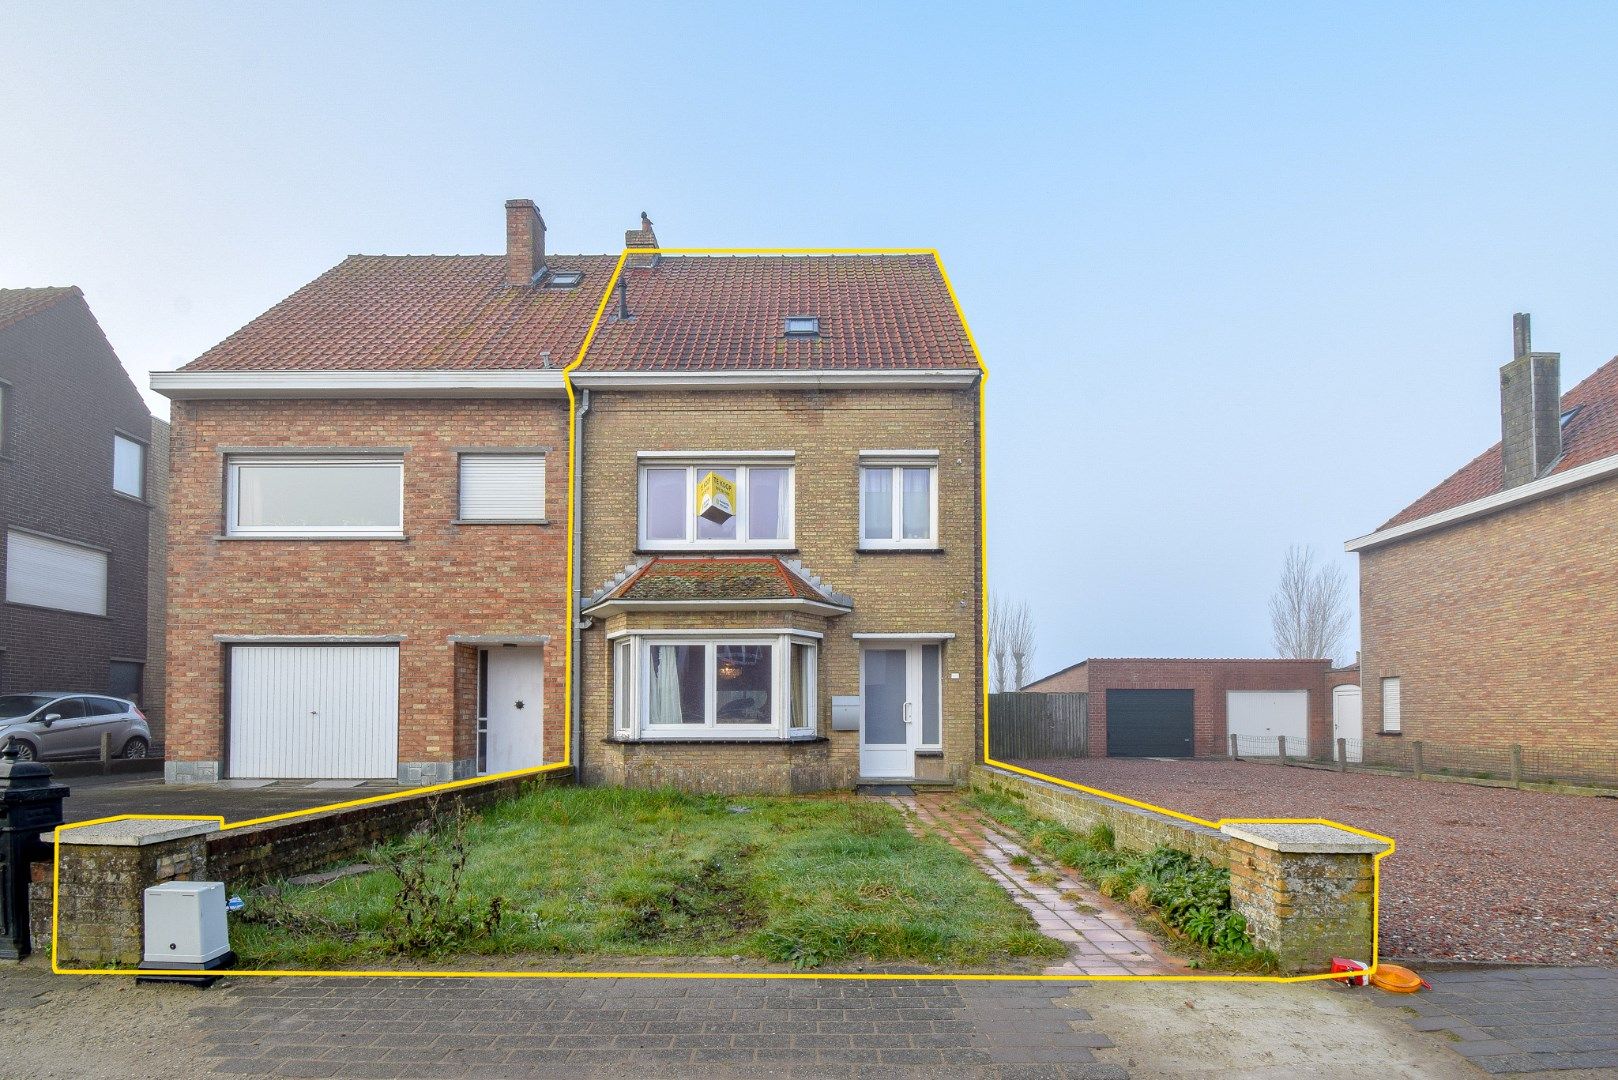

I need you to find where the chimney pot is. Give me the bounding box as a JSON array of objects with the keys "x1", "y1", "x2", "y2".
[
  {"x1": 505, "y1": 199, "x2": 546, "y2": 286},
  {"x1": 1499, "y1": 312, "x2": 1562, "y2": 488}
]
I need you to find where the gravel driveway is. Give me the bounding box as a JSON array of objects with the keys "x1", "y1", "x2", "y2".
[{"x1": 1012, "y1": 757, "x2": 1618, "y2": 966}]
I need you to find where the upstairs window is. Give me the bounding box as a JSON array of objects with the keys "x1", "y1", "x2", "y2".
[
  {"x1": 638, "y1": 460, "x2": 794, "y2": 549},
  {"x1": 227, "y1": 455, "x2": 403, "y2": 538},
  {"x1": 545, "y1": 270, "x2": 584, "y2": 289},
  {"x1": 458, "y1": 453, "x2": 546, "y2": 522},
  {"x1": 113, "y1": 434, "x2": 145, "y2": 499},
  {"x1": 5, "y1": 530, "x2": 108, "y2": 616},
  {"x1": 784, "y1": 316, "x2": 820, "y2": 336},
  {"x1": 859, "y1": 453, "x2": 938, "y2": 549}
]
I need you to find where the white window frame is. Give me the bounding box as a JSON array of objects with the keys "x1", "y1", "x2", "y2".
[
  {"x1": 637, "y1": 459, "x2": 796, "y2": 551},
  {"x1": 858, "y1": 452, "x2": 939, "y2": 550},
  {"x1": 610, "y1": 630, "x2": 819, "y2": 741},
  {"x1": 1381, "y1": 676, "x2": 1402, "y2": 734},
  {"x1": 112, "y1": 433, "x2": 146, "y2": 499},
  {"x1": 225, "y1": 455, "x2": 404, "y2": 539}
]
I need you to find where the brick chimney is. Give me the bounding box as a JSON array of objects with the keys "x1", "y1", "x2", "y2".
[
  {"x1": 505, "y1": 199, "x2": 546, "y2": 285},
  {"x1": 625, "y1": 211, "x2": 659, "y2": 269},
  {"x1": 1499, "y1": 312, "x2": 1562, "y2": 488}
]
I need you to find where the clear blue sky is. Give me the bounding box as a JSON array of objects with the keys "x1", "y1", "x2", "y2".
[{"x1": 5, "y1": 2, "x2": 1618, "y2": 672}]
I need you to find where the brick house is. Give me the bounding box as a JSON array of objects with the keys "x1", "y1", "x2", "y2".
[
  {"x1": 0, "y1": 287, "x2": 167, "y2": 747},
  {"x1": 1347, "y1": 314, "x2": 1618, "y2": 757},
  {"x1": 571, "y1": 232, "x2": 986, "y2": 793},
  {"x1": 1021, "y1": 658, "x2": 1337, "y2": 758},
  {"x1": 151, "y1": 200, "x2": 987, "y2": 790},
  {"x1": 151, "y1": 201, "x2": 605, "y2": 783}
]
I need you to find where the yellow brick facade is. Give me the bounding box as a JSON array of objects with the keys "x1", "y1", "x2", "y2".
[
  {"x1": 1358, "y1": 476, "x2": 1618, "y2": 756},
  {"x1": 577, "y1": 386, "x2": 984, "y2": 792}
]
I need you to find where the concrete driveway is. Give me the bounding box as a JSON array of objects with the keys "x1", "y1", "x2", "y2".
[{"x1": 55, "y1": 771, "x2": 412, "y2": 825}]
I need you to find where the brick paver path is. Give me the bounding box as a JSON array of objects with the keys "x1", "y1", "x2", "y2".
[
  {"x1": 894, "y1": 794, "x2": 1188, "y2": 977},
  {"x1": 1366, "y1": 965, "x2": 1618, "y2": 1075},
  {"x1": 189, "y1": 975, "x2": 1129, "y2": 1078}
]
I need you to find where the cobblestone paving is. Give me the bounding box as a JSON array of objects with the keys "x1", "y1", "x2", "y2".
[
  {"x1": 190, "y1": 976, "x2": 1129, "y2": 1078},
  {"x1": 1365, "y1": 966, "x2": 1618, "y2": 1075},
  {"x1": 895, "y1": 794, "x2": 1187, "y2": 977}
]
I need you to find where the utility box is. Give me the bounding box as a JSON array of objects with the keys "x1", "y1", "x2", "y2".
[{"x1": 142, "y1": 881, "x2": 231, "y2": 968}]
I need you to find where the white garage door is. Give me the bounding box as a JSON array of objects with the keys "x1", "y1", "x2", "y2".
[
  {"x1": 1226, "y1": 690, "x2": 1309, "y2": 749},
  {"x1": 229, "y1": 645, "x2": 399, "y2": 779}
]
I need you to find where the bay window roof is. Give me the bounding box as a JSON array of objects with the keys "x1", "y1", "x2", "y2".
[{"x1": 582, "y1": 555, "x2": 852, "y2": 615}]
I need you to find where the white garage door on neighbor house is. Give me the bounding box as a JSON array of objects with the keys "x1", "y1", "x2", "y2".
[
  {"x1": 228, "y1": 645, "x2": 399, "y2": 779},
  {"x1": 1226, "y1": 690, "x2": 1309, "y2": 749}
]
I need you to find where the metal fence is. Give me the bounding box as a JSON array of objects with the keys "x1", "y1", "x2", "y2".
[
  {"x1": 987, "y1": 692, "x2": 1089, "y2": 760},
  {"x1": 1229, "y1": 732, "x2": 1618, "y2": 789}
]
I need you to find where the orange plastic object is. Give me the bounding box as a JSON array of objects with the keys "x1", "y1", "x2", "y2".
[{"x1": 1370, "y1": 964, "x2": 1429, "y2": 993}]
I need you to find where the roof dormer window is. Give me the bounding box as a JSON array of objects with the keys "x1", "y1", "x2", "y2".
[
  {"x1": 783, "y1": 316, "x2": 820, "y2": 337},
  {"x1": 544, "y1": 270, "x2": 584, "y2": 289}
]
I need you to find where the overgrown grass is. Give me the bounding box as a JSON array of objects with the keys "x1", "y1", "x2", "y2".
[
  {"x1": 965, "y1": 786, "x2": 1277, "y2": 972},
  {"x1": 232, "y1": 785, "x2": 1065, "y2": 970}
]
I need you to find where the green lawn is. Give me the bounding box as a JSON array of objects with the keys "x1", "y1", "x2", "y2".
[{"x1": 232, "y1": 785, "x2": 1064, "y2": 970}]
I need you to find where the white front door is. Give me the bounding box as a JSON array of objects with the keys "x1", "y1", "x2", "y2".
[
  {"x1": 860, "y1": 643, "x2": 943, "y2": 779},
  {"x1": 482, "y1": 646, "x2": 544, "y2": 774},
  {"x1": 1332, "y1": 684, "x2": 1363, "y2": 762}
]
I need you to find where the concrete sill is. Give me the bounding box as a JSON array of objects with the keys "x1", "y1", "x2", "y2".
[
  {"x1": 602, "y1": 736, "x2": 830, "y2": 747},
  {"x1": 213, "y1": 534, "x2": 409, "y2": 542},
  {"x1": 855, "y1": 547, "x2": 944, "y2": 555},
  {"x1": 453, "y1": 519, "x2": 550, "y2": 526}
]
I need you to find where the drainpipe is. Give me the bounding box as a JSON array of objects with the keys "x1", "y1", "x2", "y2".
[{"x1": 570, "y1": 388, "x2": 591, "y2": 780}]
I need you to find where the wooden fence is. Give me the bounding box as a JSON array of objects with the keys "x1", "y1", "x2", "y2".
[{"x1": 987, "y1": 692, "x2": 1090, "y2": 760}]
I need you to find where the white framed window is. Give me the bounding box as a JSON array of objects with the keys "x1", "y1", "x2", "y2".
[
  {"x1": 638, "y1": 461, "x2": 794, "y2": 550},
  {"x1": 919, "y1": 642, "x2": 942, "y2": 749},
  {"x1": 611, "y1": 631, "x2": 818, "y2": 740},
  {"x1": 226, "y1": 455, "x2": 403, "y2": 538},
  {"x1": 113, "y1": 434, "x2": 145, "y2": 499},
  {"x1": 458, "y1": 453, "x2": 546, "y2": 522},
  {"x1": 858, "y1": 454, "x2": 938, "y2": 549},
  {"x1": 5, "y1": 530, "x2": 108, "y2": 616},
  {"x1": 1380, "y1": 677, "x2": 1402, "y2": 734}
]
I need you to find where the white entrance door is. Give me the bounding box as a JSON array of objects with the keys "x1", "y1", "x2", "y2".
[
  {"x1": 229, "y1": 645, "x2": 399, "y2": 779},
  {"x1": 482, "y1": 646, "x2": 544, "y2": 773},
  {"x1": 860, "y1": 648, "x2": 915, "y2": 778},
  {"x1": 1332, "y1": 684, "x2": 1363, "y2": 762}
]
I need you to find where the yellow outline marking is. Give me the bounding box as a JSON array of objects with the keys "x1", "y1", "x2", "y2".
[{"x1": 50, "y1": 246, "x2": 1395, "y2": 985}]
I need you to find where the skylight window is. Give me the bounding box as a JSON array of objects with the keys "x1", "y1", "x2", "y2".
[
  {"x1": 1560, "y1": 406, "x2": 1581, "y2": 427},
  {"x1": 545, "y1": 270, "x2": 584, "y2": 289},
  {"x1": 784, "y1": 316, "x2": 820, "y2": 337}
]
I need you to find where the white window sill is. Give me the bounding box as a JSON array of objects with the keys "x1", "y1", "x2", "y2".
[
  {"x1": 857, "y1": 544, "x2": 942, "y2": 553},
  {"x1": 453, "y1": 518, "x2": 549, "y2": 526},
  {"x1": 215, "y1": 534, "x2": 409, "y2": 542},
  {"x1": 638, "y1": 543, "x2": 797, "y2": 553}
]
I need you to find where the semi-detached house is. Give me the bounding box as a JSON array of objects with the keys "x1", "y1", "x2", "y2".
[{"x1": 152, "y1": 199, "x2": 987, "y2": 791}]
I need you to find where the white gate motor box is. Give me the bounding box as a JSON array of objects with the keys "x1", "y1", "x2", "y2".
[{"x1": 141, "y1": 881, "x2": 233, "y2": 971}]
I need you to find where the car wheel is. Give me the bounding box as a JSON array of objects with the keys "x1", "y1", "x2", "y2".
[
  {"x1": 121, "y1": 736, "x2": 149, "y2": 760},
  {"x1": 6, "y1": 739, "x2": 37, "y2": 761}
]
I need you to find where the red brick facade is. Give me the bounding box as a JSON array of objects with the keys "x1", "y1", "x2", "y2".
[
  {"x1": 164, "y1": 397, "x2": 569, "y2": 781},
  {"x1": 1025, "y1": 658, "x2": 1335, "y2": 758},
  {"x1": 1357, "y1": 476, "x2": 1618, "y2": 756}
]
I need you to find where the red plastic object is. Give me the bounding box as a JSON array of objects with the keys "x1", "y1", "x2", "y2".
[{"x1": 1331, "y1": 957, "x2": 1368, "y2": 986}]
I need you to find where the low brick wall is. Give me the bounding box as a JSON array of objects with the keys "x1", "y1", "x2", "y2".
[
  {"x1": 49, "y1": 768, "x2": 570, "y2": 967},
  {"x1": 970, "y1": 765, "x2": 1388, "y2": 973},
  {"x1": 969, "y1": 765, "x2": 1229, "y2": 867},
  {"x1": 208, "y1": 768, "x2": 569, "y2": 889}
]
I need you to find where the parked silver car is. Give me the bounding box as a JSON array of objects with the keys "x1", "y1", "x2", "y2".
[{"x1": 0, "y1": 693, "x2": 151, "y2": 761}]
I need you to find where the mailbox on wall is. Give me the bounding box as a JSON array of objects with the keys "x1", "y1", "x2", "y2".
[{"x1": 831, "y1": 696, "x2": 861, "y2": 731}]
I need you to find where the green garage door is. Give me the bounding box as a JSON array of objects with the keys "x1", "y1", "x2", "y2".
[{"x1": 1106, "y1": 689, "x2": 1194, "y2": 757}]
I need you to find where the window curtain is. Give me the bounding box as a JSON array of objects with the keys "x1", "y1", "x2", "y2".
[{"x1": 649, "y1": 645, "x2": 685, "y2": 725}]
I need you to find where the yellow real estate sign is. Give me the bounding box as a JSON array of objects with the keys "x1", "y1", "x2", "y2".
[{"x1": 696, "y1": 470, "x2": 737, "y2": 524}]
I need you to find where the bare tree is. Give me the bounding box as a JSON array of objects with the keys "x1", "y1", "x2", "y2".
[
  {"x1": 988, "y1": 594, "x2": 1037, "y2": 691},
  {"x1": 1269, "y1": 545, "x2": 1350, "y2": 662}
]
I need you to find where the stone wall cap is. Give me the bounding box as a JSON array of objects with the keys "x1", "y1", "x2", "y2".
[
  {"x1": 56, "y1": 818, "x2": 219, "y2": 846},
  {"x1": 1220, "y1": 822, "x2": 1390, "y2": 854}
]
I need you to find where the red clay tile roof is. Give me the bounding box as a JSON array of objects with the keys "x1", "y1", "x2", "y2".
[
  {"x1": 0, "y1": 286, "x2": 81, "y2": 333},
  {"x1": 1382, "y1": 355, "x2": 1618, "y2": 528},
  {"x1": 180, "y1": 255, "x2": 618, "y2": 372},
  {"x1": 587, "y1": 556, "x2": 851, "y2": 608},
  {"x1": 577, "y1": 255, "x2": 977, "y2": 372}
]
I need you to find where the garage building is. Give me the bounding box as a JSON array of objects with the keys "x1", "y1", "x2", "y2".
[{"x1": 1020, "y1": 658, "x2": 1359, "y2": 759}]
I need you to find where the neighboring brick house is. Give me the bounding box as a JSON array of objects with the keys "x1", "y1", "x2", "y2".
[
  {"x1": 151, "y1": 201, "x2": 606, "y2": 783},
  {"x1": 0, "y1": 287, "x2": 166, "y2": 748},
  {"x1": 1020, "y1": 658, "x2": 1336, "y2": 758},
  {"x1": 572, "y1": 234, "x2": 986, "y2": 793},
  {"x1": 1348, "y1": 314, "x2": 1618, "y2": 757}
]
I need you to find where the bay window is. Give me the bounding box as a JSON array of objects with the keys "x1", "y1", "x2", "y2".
[
  {"x1": 611, "y1": 631, "x2": 819, "y2": 739},
  {"x1": 637, "y1": 456, "x2": 794, "y2": 549},
  {"x1": 226, "y1": 455, "x2": 403, "y2": 538}
]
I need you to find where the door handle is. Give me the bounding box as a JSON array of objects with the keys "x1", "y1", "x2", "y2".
[{"x1": 903, "y1": 702, "x2": 913, "y2": 724}]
